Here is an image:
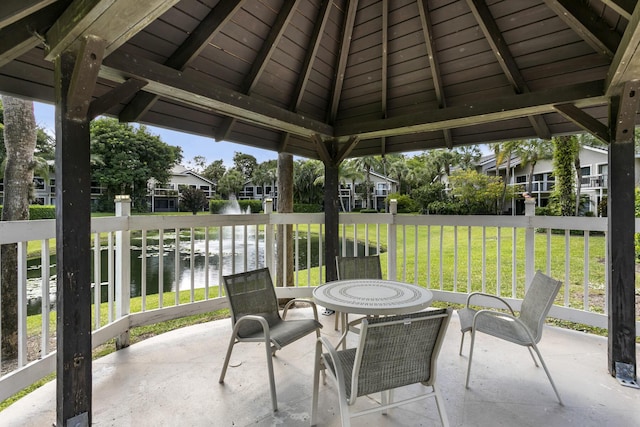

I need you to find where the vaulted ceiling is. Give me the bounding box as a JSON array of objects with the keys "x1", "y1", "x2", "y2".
[{"x1": 1, "y1": 0, "x2": 640, "y2": 161}]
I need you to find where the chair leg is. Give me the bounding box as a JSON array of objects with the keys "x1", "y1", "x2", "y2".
[
  {"x1": 530, "y1": 343, "x2": 564, "y2": 406},
  {"x1": 465, "y1": 329, "x2": 477, "y2": 389},
  {"x1": 526, "y1": 346, "x2": 540, "y2": 367},
  {"x1": 334, "y1": 311, "x2": 340, "y2": 330},
  {"x1": 459, "y1": 331, "x2": 466, "y2": 356},
  {"x1": 264, "y1": 336, "x2": 279, "y2": 412},
  {"x1": 433, "y1": 384, "x2": 450, "y2": 427},
  {"x1": 310, "y1": 341, "x2": 322, "y2": 426},
  {"x1": 218, "y1": 335, "x2": 237, "y2": 384}
]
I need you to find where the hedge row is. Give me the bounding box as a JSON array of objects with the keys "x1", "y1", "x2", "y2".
[
  {"x1": 0, "y1": 205, "x2": 56, "y2": 220},
  {"x1": 209, "y1": 199, "x2": 263, "y2": 214}
]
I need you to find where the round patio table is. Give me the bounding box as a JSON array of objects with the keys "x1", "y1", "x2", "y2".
[{"x1": 313, "y1": 279, "x2": 433, "y2": 316}]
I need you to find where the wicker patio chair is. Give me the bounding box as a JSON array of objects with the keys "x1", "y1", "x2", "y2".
[
  {"x1": 458, "y1": 270, "x2": 563, "y2": 405},
  {"x1": 218, "y1": 268, "x2": 322, "y2": 412},
  {"x1": 334, "y1": 255, "x2": 383, "y2": 331},
  {"x1": 311, "y1": 308, "x2": 452, "y2": 427}
]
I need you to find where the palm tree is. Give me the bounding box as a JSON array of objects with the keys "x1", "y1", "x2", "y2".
[
  {"x1": 251, "y1": 159, "x2": 277, "y2": 198},
  {"x1": 293, "y1": 159, "x2": 323, "y2": 204},
  {"x1": 493, "y1": 140, "x2": 518, "y2": 212},
  {"x1": 514, "y1": 139, "x2": 553, "y2": 194},
  {"x1": 351, "y1": 156, "x2": 381, "y2": 209}
]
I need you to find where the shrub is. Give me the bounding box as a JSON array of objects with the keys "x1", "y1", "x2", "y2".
[
  {"x1": 385, "y1": 193, "x2": 419, "y2": 213},
  {"x1": 209, "y1": 199, "x2": 263, "y2": 214},
  {"x1": 0, "y1": 205, "x2": 56, "y2": 219},
  {"x1": 179, "y1": 187, "x2": 208, "y2": 214},
  {"x1": 359, "y1": 209, "x2": 378, "y2": 213},
  {"x1": 293, "y1": 203, "x2": 322, "y2": 213}
]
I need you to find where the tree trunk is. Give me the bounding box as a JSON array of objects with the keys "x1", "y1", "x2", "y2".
[
  {"x1": 276, "y1": 153, "x2": 294, "y2": 288},
  {"x1": 575, "y1": 157, "x2": 582, "y2": 216},
  {"x1": 1, "y1": 96, "x2": 37, "y2": 359}
]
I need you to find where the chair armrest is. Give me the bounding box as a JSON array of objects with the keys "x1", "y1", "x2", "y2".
[
  {"x1": 465, "y1": 292, "x2": 515, "y2": 315},
  {"x1": 282, "y1": 298, "x2": 320, "y2": 321},
  {"x1": 472, "y1": 309, "x2": 537, "y2": 344},
  {"x1": 316, "y1": 336, "x2": 351, "y2": 403},
  {"x1": 233, "y1": 315, "x2": 271, "y2": 340}
]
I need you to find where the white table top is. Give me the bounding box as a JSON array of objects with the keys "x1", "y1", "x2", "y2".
[{"x1": 312, "y1": 279, "x2": 433, "y2": 316}]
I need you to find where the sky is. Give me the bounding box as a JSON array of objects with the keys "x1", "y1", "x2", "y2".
[{"x1": 33, "y1": 102, "x2": 278, "y2": 168}]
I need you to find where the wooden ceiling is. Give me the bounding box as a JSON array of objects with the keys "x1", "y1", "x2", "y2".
[{"x1": 1, "y1": 0, "x2": 640, "y2": 160}]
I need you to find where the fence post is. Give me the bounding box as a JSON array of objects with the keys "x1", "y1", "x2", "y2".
[
  {"x1": 388, "y1": 199, "x2": 397, "y2": 281},
  {"x1": 115, "y1": 195, "x2": 131, "y2": 349},
  {"x1": 524, "y1": 196, "x2": 536, "y2": 289},
  {"x1": 264, "y1": 198, "x2": 274, "y2": 274}
]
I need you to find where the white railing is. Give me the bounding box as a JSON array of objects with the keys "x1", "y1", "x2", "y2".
[{"x1": 0, "y1": 202, "x2": 638, "y2": 402}]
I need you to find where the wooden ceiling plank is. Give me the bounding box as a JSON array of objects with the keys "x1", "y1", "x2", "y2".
[
  {"x1": 334, "y1": 80, "x2": 607, "y2": 139},
  {"x1": 67, "y1": 35, "x2": 106, "y2": 121},
  {"x1": 100, "y1": 51, "x2": 334, "y2": 138},
  {"x1": 467, "y1": 0, "x2": 552, "y2": 139},
  {"x1": 543, "y1": 0, "x2": 622, "y2": 58},
  {"x1": 607, "y1": 1, "x2": 640, "y2": 93},
  {"x1": 45, "y1": 0, "x2": 180, "y2": 60},
  {"x1": 88, "y1": 78, "x2": 147, "y2": 120},
  {"x1": 553, "y1": 103, "x2": 609, "y2": 143},
  {"x1": 328, "y1": 0, "x2": 359, "y2": 124}
]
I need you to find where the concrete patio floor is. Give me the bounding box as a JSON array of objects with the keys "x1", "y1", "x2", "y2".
[{"x1": 2, "y1": 308, "x2": 639, "y2": 427}]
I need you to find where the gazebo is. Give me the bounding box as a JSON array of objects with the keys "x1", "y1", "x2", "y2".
[{"x1": 0, "y1": 1, "x2": 638, "y2": 425}]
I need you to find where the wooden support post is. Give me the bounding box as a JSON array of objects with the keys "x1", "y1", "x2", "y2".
[
  {"x1": 607, "y1": 82, "x2": 638, "y2": 383},
  {"x1": 54, "y1": 50, "x2": 92, "y2": 426},
  {"x1": 324, "y1": 158, "x2": 340, "y2": 283}
]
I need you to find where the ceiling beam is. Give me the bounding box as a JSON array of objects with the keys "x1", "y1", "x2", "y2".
[
  {"x1": 119, "y1": 0, "x2": 244, "y2": 123},
  {"x1": 543, "y1": 0, "x2": 621, "y2": 58},
  {"x1": 100, "y1": 51, "x2": 334, "y2": 139},
  {"x1": 606, "y1": 0, "x2": 640, "y2": 94},
  {"x1": 45, "y1": 0, "x2": 180, "y2": 60},
  {"x1": 334, "y1": 80, "x2": 607, "y2": 140},
  {"x1": 553, "y1": 103, "x2": 610, "y2": 143},
  {"x1": 0, "y1": 0, "x2": 57, "y2": 29},
  {"x1": 599, "y1": 0, "x2": 635, "y2": 21},
  {"x1": 0, "y1": 2, "x2": 67, "y2": 68},
  {"x1": 467, "y1": 0, "x2": 551, "y2": 140},
  {"x1": 328, "y1": 0, "x2": 359, "y2": 124},
  {"x1": 336, "y1": 136, "x2": 360, "y2": 164}
]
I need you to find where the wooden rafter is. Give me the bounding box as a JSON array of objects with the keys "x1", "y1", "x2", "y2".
[
  {"x1": 335, "y1": 80, "x2": 607, "y2": 139},
  {"x1": 328, "y1": 0, "x2": 359, "y2": 124},
  {"x1": 336, "y1": 136, "x2": 360, "y2": 164},
  {"x1": 216, "y1": 0, "x2": 301, "y2": 142},
  {"x1": 467, "y1": 0, "x2": 551, "y2": 140},
  {"x1": 101, "y1": 51, "x2": 334, "y2": 138},
  {"x1": 88, "y1": 78, "x2": 148, "y2": 120},
  {"x1": 120, "y1": 0, "x2": 245, "y2": 122},
  {"x1": 600, "y1": 0, "x2": 635, "y2": 20},
  {"x1": 45, "y1": 0, "x2": 180, "y2": 60},
  {"x1": 553, "y1": 103, "x2": 610, "y2": 143},
  {"x1": 418, "y1": 0, "x2": 452, "y2": 148},
  {"x1": 543, "y1": 0, "x2": 622, "y2": 58},
  {"x1": 606, "y1": 0, "x2": 640, "y2": 94},
  {"x1": 280, "y1": 0, "x2": 333, "y2": 152}
]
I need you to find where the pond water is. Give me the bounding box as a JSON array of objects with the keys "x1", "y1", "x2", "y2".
[{"x1": 25, "y1": 234, "x2": 377, "y2": 315}]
